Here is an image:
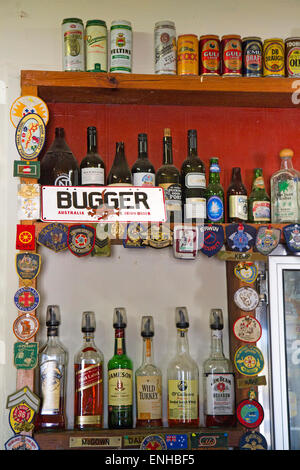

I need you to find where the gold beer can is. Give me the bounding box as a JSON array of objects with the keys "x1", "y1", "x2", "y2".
[
  {"x1": 263, "y1": 38, "x2": 285, "y2": 77},
  {"x1": 177, "y1": 34, "x2": 199, "y2": 75}
]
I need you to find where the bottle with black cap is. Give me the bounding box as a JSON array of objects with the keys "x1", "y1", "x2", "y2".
[
  {"x1": 131, "y1": 133, "x2": 156, "y2": 186},
  {"x1": 135, "y1": 316, "x2": 162, "y2": 428},
  {"x1": 167, "y1": 307, "x2": 199, "y2": 427},
  {"x1": 80, "y1": 127, "x2": 106, "y2": 186},
  {"x1": 74, "y1": 311, "x2": 104, "y2": 429},
  {"x1": 108, "y1": 308, "x2": 133, "y2": 428},
  {"x1": 35, "y1": 305, "x2": 67, "y2": 431},
  {"x1": 203, "y1": 308, "x2": 236, "y2": 427}
]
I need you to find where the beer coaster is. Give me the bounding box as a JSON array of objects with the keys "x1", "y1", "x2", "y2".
[
  {"x1": 13, "y1": 160, "x2": 40, "y2": 179},
  {"x1": 10, "y1": 95, "x2": 49, "y2": 127},
  {"x1": 16, "y1": 224, "x2": 35, "y2": 251},
  {"x1": 234, "y1": 345, "x2": 264, "y2": 376},
  {"x1": 5, "y1": 435, "x2": 40, "y2": 450},
  {"x1": 200, "y1": 224, "x2": 224, "y2": 257},
  {"x1": 15, "y1": 113, "x2": 46, "y2": 160},
  {"x1": 234, "y1": 262, "x2": 258, "y2": 284},
  {"x1": 13, "y1": 313, "x2": 40, "y2": 342},
  {"x1": 234, "y1": 287, "x2": 259, "y2": 312},
  {"x1": 14, "y1": 286, "x2": 40, "y2": 313},
  {"x1": 140, "y1": 434, "x2": 167, "y2": 450},
  {"x1": 255, "y1": 225, "x2": 281, "y2": 255},
  {"x1": 239, "y1": 431, "x2": 268, "y2": 450},
  {"x1": 226, "y1": 223, "x2": 256, "y2": 252},
  {"x1": 67, "y1": 224, "x2": 96, "y2": 257},
  {"x1": 233, "y1": 315, "x2": 262, "y2": 343},
  {"x1": 15, "y1": 252, "x2": 41, "y2": 285},
  {"x1": 236, "y1": 398, "x2": 264, "y2": 429},
  {"x1": 13, "y1": 342, "x2": 38, "y2": 370}
]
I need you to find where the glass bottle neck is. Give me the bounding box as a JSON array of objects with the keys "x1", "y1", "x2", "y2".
[
  {"x1": 138, "y1": 139, "x2": 148, "y2": 159},
  {"x1": 87, "y1": 132, "x2": 97, "y2": 154},
  {"x1": 280, "y1": 157, "x2": 294, "y2": 170},
  {"x1": 163, "y1": 137, "x2": 173, "y2": 165},
  {"x1": 188, "y1": 136, "x2": 197, "y2": 158},
  {"x1": 142, "y1": 337, "x2": 154, "y2": 365},
  {"x1": 113, "y1": 143, "x2": 126, "y2": 165},
  {"x1": 114, "y1": 328, "x2": 126, "y2": 355},
  {"x1": 82, "y1": 332, "x2": 96, "y2": 349},
  {"x1": 176, "y1": 328, "x2": 190, "y2": 355},
  {"x1": 209, "y1": 170, "x2": 220, "y2": 183},
  {"x1": 231, "y1": 168, "x2": 242, "y2": 183},
  {"x1": 210, "y1": 329, "x2": 224, "y2": 358}
]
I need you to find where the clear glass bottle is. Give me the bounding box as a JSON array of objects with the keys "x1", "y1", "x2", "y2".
[
  {"x1": 35, "y1": 305, "x2": 67, "y2": 431},
  {"x1": 203, "y1": 308, "x2": 236, "y2": 427},
  {"x1": 132, "y1": 133, "x2": 156, "y2": 186},
  {"x1": 80, "y1": 127, "x2": 106, "y2": 186},
  {"x1": 271, "y1": 148, "x2": 300, "y2": 223},
  {"x1": 135, "y1": 316, "x2": 162, "y2": 428},
  {"x1": 74, "y1": 311, "x2": 104, "y2": 430},
  {"x1": 167, "y1": 307, "x2": 199, "y2": 427}
]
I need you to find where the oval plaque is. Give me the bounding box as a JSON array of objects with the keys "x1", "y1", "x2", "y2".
[{"x1": 15, "y1": 113, "x2": 46, "y2": 160}]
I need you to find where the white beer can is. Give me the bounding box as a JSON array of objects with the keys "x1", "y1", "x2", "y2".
[
  {"x1": 62, "y1": 18, "x2": 84, "y2": 71},
  {"x1": 85, "y1": 19, "x2": 107, "y2": 72},
  {"x1": 154, "y1": 21, "x2": 177, "y2": 74},
  {"x1": 110, "y1": 20, "x2": 132, "y2": 73}
]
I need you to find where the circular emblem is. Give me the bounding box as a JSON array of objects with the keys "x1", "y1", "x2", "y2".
[
  {"x1": 140, "y1": 434, "x2": 167, "y2": 450},
  {"x1": 234, "y1": 262, "x2": 258, "y2": 284},
  {"x1": 67, "y1": 224, "x2": 96, "y2": 257},
  {"x1": 239, "y1": 431, "x2": 268, "y2": 450},
  {"x1": 237, "y1": 399, "x2": 264, "y2": 429},
  {"x1": 233, "y1": 316, "x2": 262, "y2": 343},
  {"x1": 18, "y1": 230, "x2": 33, "y2": 245},
  {"x1": 10, "y1": 95, "x2": 49, "y2": 127},
  {"x1": 14, "y1": 287, "x2": 40, "y2": 313},
  {"x1": 13, "y1": 313, "x2": 40, "y2": 342},
  {"x1": 234, "y1": 287, "x2": 259, "y2": 312},
  {"x1": 234, "y1": 345, "x2": 264, "y2": 376},
  {"x1": 15, "y1": 113, "x2": 46, "y2": 160},
  {"x1": 5, "y1": 435, "x2": 40, "y2": 450}
]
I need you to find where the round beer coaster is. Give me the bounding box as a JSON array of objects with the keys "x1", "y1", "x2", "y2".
[
  {"x1": 239, "y1": 431, "x2": 268, "y2": 450},
  {"x1": 10, "y1": 95, "x2": 49, "y2": 127},
  {"x1": 15, "y1": 113, "x2": 46, "y2": 160},
  {"x1": 234, "y1": 345, "x2": 264, "y2": 376},
  {"x1": 13, "y1": 313, "x2": 40, "y2": 342},
  {"x1": 233, "y1": 315, "x2": 262, "y2": 343},
  {"x1": 140, "y1": 434, "x2": 167, "y2": 450},
  {"x1": 14, "y1": 286, "x2": 40, "y2": 313},
  {"x1": 234, "y1": 287, "x2": 259, "y2": 312},
  {"x1": 236, "y1": 399, "x2": 264, "y2": 428}
]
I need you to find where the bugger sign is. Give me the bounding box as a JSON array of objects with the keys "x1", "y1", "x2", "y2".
[{"x1": 41, "y1": 186, "x2": 167, "y2": 223}]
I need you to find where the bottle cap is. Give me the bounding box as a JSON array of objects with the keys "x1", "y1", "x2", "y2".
[
  {"x1": 279, "y1": 148, "x2": 294, "y2": 158},
  {"x1": 175, "y1": 307, "x2": 189, "y2": 328},
  {"x1": 82, "y1": 311, "x2": 96, "y2": 333},
  {"x1": 141, "y1": 316, "x2": 154, "y2": 337},
  {"x1": 210, "y1": 308, "x2": 224, "y2": 330},
  {"x1": 113, "y1": 307, "x2": 127, "y2": 328},
  {"x1": 46, "y1": 305, "x2": 61, "y2": 327},
  {"x1": 164, "y1": 128, "x2": 171, "y2": 137}
]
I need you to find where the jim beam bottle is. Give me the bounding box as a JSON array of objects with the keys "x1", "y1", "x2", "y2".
[
  {"x1": 131, "y1": 133, "x2": 155, "y2": 186},
  {"x1": 107, "y1": 142, "x2": 132, "y2": 186},
  {"x1": 74, "y1": 311, "x2": 104, "y2": 429},
  {"x1": 227, "y1": 167, "x2": 248, "y2": 222},
  {"x1": 80, "y1": 127, "x2": 105, "y2": 186},
  {"x1": 167, "y1": 307, "x2": 199, "y2": 427},
  {"x1": 248, "y1": 168, "x2": 270, "y2": 223},
  {"x1": 108, "y1": 308, "x2": 133, "y2": 428},
  {"x1": 203, "y1": 309, "x2": 235, "y2": 427},
  {"x1": 35, "y1": 305, "x2": 67, "y2": 431},
  {"x1": 135, "y1": 316, "x2": 162, "y2": 427}
]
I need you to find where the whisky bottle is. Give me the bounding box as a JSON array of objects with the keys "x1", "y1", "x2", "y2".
[
  {"x1": 35, "y1": 305, "x2": 67, "y2": 431},
  {"x1": 203, "y1": 309, "x2": 235, "y2": 427},
  {"x1": 108, "y1": 308, "x2": 133, "y2": 429},
  {"x1": 167, "y1": 307, "x2": 199, "y2": 427},
  {"x1": 80, "y1": 127, "x2": 105, "y2": 186},
  {"x1": 156, "y1": 128, "x2": 182, "y2": 224},
  {"x1": 107, "y1": 142, "x2": 132, "y2": 186},
  {"x1": 74, "y1": 311, "x2": 104, "y2": 429},
  {"x1": 181, "y1": 129, "x2": 206, "y2": 222},
  {"x1": 39, "y1": 127, "x2": 79, "y2": 186},
  {"x1": 132, "y1": 133, "x2": 156, "y2": 186},
  {"x1": 205, "y1": 158, "x2": 224, "y2": 223},
  {"x1": 135, "y1": 316, "x2": 162, "y2": 428},
  {"x1": 227, "y1": 167, "x2": 248, "y2": 222},
  {"x1": 248, "y1": 168, "x2": 270, "y2": 223}
]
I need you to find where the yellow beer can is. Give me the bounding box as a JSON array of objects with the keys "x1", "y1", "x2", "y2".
[
  {"x1": 263, "y1": 38, "x2": 285, "y2": 77},
  {"x1": 177, "y1": 34, "x2": 199, "y2": 75}
]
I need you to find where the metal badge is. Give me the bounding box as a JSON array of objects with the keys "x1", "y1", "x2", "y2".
[
  {"x1": 255, "y1": 225, "x2": 281, "y2": 255},
  {"x1": 237, "y1": 376, "x2": 267, "y2": 389},
  {"x1": 13, "y1": 160, "x2": 40, "y2": 179},
  {"x1": 149, "y1": 223, "x2": 172, "y2": 248},
  {"x1": 173, "y1": 225, "x2": 198, "y2": 259},
  {"x1": 165, "y1": 434, "x2": 188, "y2": 450},
  {"x1": 16, "y1": 224, "x2": 35, "y2": 251},
  {"x1": 234, "y1": 345, "x2": 264, "y2": 376},
  {"x1": 10, "y1": 95, "x2": 49, "y2": 128},
  {"x1": 13, "y1": 342, "x2": 38, "y2": 370},
  {"x1": 123, "y1": 222, "x2": 149, "y2": 248},
  {"x1": 239, "y1": 431, "x2": 268, "y2": 450},
  {"x1": 233, "y1": 315, "x2": 262, "y2": 343},
  {"x1": 13, "y1": 313, "x2": 39, "y2": 342},
  {"x1": 140, "y1": 434, "x2": 167, "y2": 450},
  {"x1": 200, "y1": 224, "x2": 224, "y2": 257},
  {"x1": 283, "y1": 224, "x2": 300, "y2": 253},
  {"x1": 16, "y1": 252, "x2": 41, "y2": 286},
  {"x1": 15, "y1": 113, "x2": 46, "y2": 160},
  {"x1": 38, "y1": 223, "x2": 68, "y2": 252},
  {"x1": 14, "y1": 286, "x2": 40, "y2": 313},
  {"x1": 234, "y1": 287, "x2": 259, "y2": 312},
  {"x1": 67, "y1": 224, "x2": 96, "y2": 257},
  {"x1": 226, "y1": 223, "x2": 256, "y2": 252},
  {"x1": 17, "y1": 184, "x2": 40, "y2": 220},
  {"x1": 69, "y1": 436, "x2": 122, "y2": 449},
  {"x1": 236, "y1": 398, "x2": 264, "y2": 429},
  {"x1": 234, "y1": 262, "x2": 258, "y2": 284},
  {"x1": 5, "y1": 435, "x2": 40, "y2": 450},
  {"x1": 190, "y1": 432, "x2": 228, "y2": 450}
]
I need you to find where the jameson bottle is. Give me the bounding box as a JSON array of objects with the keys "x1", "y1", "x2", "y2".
[
  {"x1": 108, "y1": 308, "x2": 133, "y2": 429},
  {"x1": 203, "y1": 309, "x2": 235, "y2": 427},
  {"x1": 135, "y1": 316, "x2": 162, "y2": 428},
  {"x1": 227, "y1": 167, "x2": 248, "y2": 223},
  {"x1": 181, "y1": 129, "x2": 206, "y2": 222},
  {"x1": 248, "y1": 168, "x2": 270, "y2": 223},
  {"x1": 206, "y1": 158, "x2": 224, "y2": 223},
  {"x1": 40, "y1": 127, "x2": 79, "y2": 186},
  {"x1": 156, "y1": 128, "x2": 182, "y2": 224},
  {"x1": 167, "y1": 307, "x2": 199, "y2": 427},
  {"x1": 74, "y1": 311, "x2": 104, "y2": 430},
  {"x1": 35, "y1": 305, "x2": 67, "y2": 431},
  {"x1": 107, "y1": 142, "x2": 132, "y2": 185},
  {"x1": 132, "y1": 134, "x2": 155, "y2": 186},
  {"x1": 80, "y1": 127, "x2": 105, "y2": 186}
]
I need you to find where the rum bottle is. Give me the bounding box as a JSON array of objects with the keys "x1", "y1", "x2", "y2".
[
  {"x1": 205, "y1": 157, "x2": 224, "y2": 223},
  {"x1": 135, "y1": 316, "x2": 162, "y2": 427},
  {"x1": 107, "y1": 142, "x2": 132, "y2": 185},
  {"x1": 227, "y1": 167, "x2": 248, "y2": 222},
  {"x1": 248, "y1": 168, "x2": 270, "y2": 223},
  {"x1": 74, "y1": 311, "x2": 104, "y2": 429},
  {"x1": 131, "y1": 133, "x2": 156, "y2": 186},
  {"x1": 203, "y1": 309, "x2": 236, "y2": 427},
  {"x1": 167, "y1": 307, "x2": 199, "y2": 427},
  {"x1": 80, "y1": 127, "x2": 105, "y2": 186}
]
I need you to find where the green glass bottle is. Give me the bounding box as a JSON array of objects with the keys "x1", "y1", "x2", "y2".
[
  {"x1": 248, "y1": 168, "x2": 271, "y2": 223},
  {"x1": 205, "y1": 158, "x2": 224, "y2": 223},
  {"x1": 108, "y1": 308, "x2": 133, "y2": 429}
]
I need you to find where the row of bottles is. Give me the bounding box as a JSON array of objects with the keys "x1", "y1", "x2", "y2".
[
  {"x1": 40, "y1": 126, "x2": 300, "y2": 224},
  {"x1": 34, "y1": 306, "x2": 235, "y2": 431}
]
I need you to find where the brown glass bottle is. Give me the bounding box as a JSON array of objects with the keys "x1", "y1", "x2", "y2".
[
  {"x1": 227, "y1": 167, "x2": 248, "y2": 222},
  {"x1": 107, "y1": 142, "x2": 132, "y2": 185}
]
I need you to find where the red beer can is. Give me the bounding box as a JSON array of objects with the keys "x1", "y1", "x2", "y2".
[
  {"x1": 221, "y1": 34, "x2": 242, "y2": 76},
  {"x1": 199, "y1": 35, "x2": 220, "y2": 75}
]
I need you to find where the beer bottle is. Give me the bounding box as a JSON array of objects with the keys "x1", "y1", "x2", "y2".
[
  {"x1": 205, "y1": 158, "x2": 224, "y2": 223},
  {"x1": 80, "y1": 127, "x2": 105, "y2": 186},
  {"x1": 227, "y1": 167, "x2": 248, "y2": 223},
  {"x1": 131, "y1": 133, "x2": 155, "y2": 186},
  {"x1": 107, "y1": 142, "x2": 132, "y2": 185},
  {"x1": 248, "y1": 168, "x2": 270, "y2": 223}
]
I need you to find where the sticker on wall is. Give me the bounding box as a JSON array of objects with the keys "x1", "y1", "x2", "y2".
[
  {"x1": 10, "y1": 95, "x2": 49, "y2": 128},
  {"x1": 13, "y1": 160, "x2": 40, "y2": 179},
  {"x1": 13, "y1": 313, "x2": 40, "y2": 342},
  {"x1": 255, "y1": 225, "x2": 281, "y2": 255},
  {"x1": 15, "y1": 252, "x2": 41, "y2": 285},
  {"x1": 226, "y1": 223, "x2": 256, "y2": 252},
  {"x1": 200, "y1": 224, "x2": 224, "y2": 257},
  {"x1": 140, "y1": 434, "x2": 167, "y2": 450},
  {"x1": 17, "y1": 184, "x2": 40, "y2": 220},
  {"x1": 239, "y1": 431, "x2": 268, "y2": 450},
  {"x1": 234, "y1": 262, "x2": 258, "y2": 284},
  {"x1": 37, "y1": 222, "x2": 68, "y2": 252},
  {"x1": 234, "y1": 345, "x2": 264, "y2": 376},
  {"x1": 14, "y1": 286, "x2": 40, "y2": 313},
  {"x1": 236, "y1": 398, "x2": 264, "y2": 429},
  {"x1": 234, "y1": 287, "x2": 259, "y2": 312},
  {"x1": 67, "y1": 224, "x2": 96, "y2": 257},
  {"x1": 16, "y1": 224, "x2": 35, "y2": 251},
  {"x1": 5, "y1": 435, "x2": 40, "y2": 450},
  {"x1": 15, "y1": 113, "x2": 46, "y2": 160},
  {"x1": 233, "y1": 315, "x2": 262, "y2": 343},
  {"x1": 13, "y1": 342, "x2": 38, "y2": 370},
  {"x1": 283, "y1": 224, "x2": 300, "y2": 253}
]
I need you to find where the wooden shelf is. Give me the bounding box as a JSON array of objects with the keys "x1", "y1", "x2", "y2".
[{"x1": 21, "y1": 70, "x2": 297, "y2": 108}]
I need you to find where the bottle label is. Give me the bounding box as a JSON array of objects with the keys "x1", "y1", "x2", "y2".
[
  {"x1": 159, "y1": 183, "x2": 182, "y2": 212},
  {"x1": 253, "y1": 176, "x2": 265, "y2": 189},
  {"x1": 133, "y1": 172, "x2": 155, "y2": 187},
  {"x1": 136, "y1": 375, "x2": 162, "y2": 420},
  {"x1": 168, "y1": 379, "x2": 198, "y2": 420},
  {"x1": 75, "y1": 363, "x2": 103, "y2": 393},
  {"x1": 205, "y1": 373, "x2": 235, "y2": 416},
  {"x1": 252, "y1": 201, "x2": 271, "y2": 221},
  {"x1": 185, "y1": 198, "x2": 206, "y2": 219},
  {"x1": 81, "y1": 167, "x2": 105, "y2": 185},
  {"x1": 273, "y1": 178, "x2": 298, "y2": 221},
  {"x1": 54, "y1": 173, "x2": 72, "y2": 186},
  {"x1": 207, "y1": 196, "x2": 224, "y2": 222},
  {"x1": 229, "y1": 195, "x2": 248, "y2": 220},
  {"x1": 40, "y1": 360, "x2": 64, "y2": 414},
  {"x1": 185, "y1": 173, "x2": 206, "y2": 189},
  {"x1": 108, "y1": 368, "x2": 132, "y2": 406}
]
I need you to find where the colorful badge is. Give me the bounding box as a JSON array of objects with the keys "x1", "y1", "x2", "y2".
[
  {"x1": 237, "y1": 398, "x2": 264, "y2": 429},
  {"x1": 14, "y1": 286, "x2": 40, "y2": 313},
  {"x1": 13, "y1": 342, "x2": 38, "y2": 370},
  {"x1": 38, "y1": 223, "x2": 68, "y2": 252},
  {"x1": 233, "y1": 315, "x2": 262, "y2": 343},
  {"x1": 140, "y1": 434, "x2": 167, "y2": 450},
  {"x1": 149, "y1": 223, "x2": 172, "y2": 248},
  {"x1": 13, "y1": 313, "x2": 40, "y2": 342},
  {"x1": 255, "y1": 225, "x2": 281, "y2": 255},
  {"x1": 92, "y1": 223, "x2": 111, "y2": 257},
  {"x1": 15, "y1": 252, "x2": 41, "y2": 285},
  {"x1": 123, "y1": 222, "x2": 148, "y2": 248},
  {"x1": 10, "y1": 95, "x2": 49, "y2": 127},
  {"x1": 17, "y1": 184, "x2": 40, "y2": 220},
  {"x1": 5, "y1": 435, "x2": 40, "y2": 450},
  {"x1": 234, "y1": 345, "x2": 264, "y2": 376},
  {"x1": 15, "y1": 113, "x2": 46, "y2": 160},
  {"x1": 7, "y1": 386, "x2": 40, "y2": 433},
  {"x1": 67, "y1": 224, "x2": 96, "y2": 257},
  {"x1": 234, "y1": 287, "x2": 259, "y2": 312},
  {"x1": 200, "y1": 224, "x2": 224, "y2": 257},
  {"x1": 283, "y1": 224, "x2": 300, "y2": 253},
  {"x1": 226, "y1": 224, "x2": 256, "y2": 252},
  {"x1": 234, "y1": 262, "x2": 258, "y2": 284},
  {"x1": 190, "y1": 432, "x2": 228, "y2": 450},
  {"x1": 13, "y1": 160, "x2": 40, "y2": 179},
  {"x1": 165, "y1": 434, "x2": 188, "y2": 450},
  {"x1": 239, "y1": 431, "x2": 268, "y2": 450},
  {"x1": 16, "y1": 224, "x2": 35, "y2": 251},
  {"x1": 7, "y1": 386, "x2": 40, "y2": 413},
  {"x1": 173, "y1": 225, "x2": 198, "y2": 259}
]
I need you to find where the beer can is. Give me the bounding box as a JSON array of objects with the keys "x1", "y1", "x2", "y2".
[
  {"x1": 242, "y1": 37, "x2": 262, "y2": 77},
  {"x1": 62, "y1": 18, "x2": 84, "y2": 71},
  {"x1": 154, "y1": 21, "x2": 177, "y2": 75},
  {"x1": 110, "y1": 20, "x2": 132, "y2": 73},
  {"x1": 177, "y1": 34, "x2": 199, "y2": 76},
  {"x1": 199, "y1": 34, "x2": 220, "y2": 75},
  {"x1": 221, "y1": 35, "x2": 242, "y2": 76},
  {"x1": 285, "y1": 37, "x2": 300, "y2": 77},
  {"x1": 85, "y1": 20, "x2": 107, "y2": 72},
  {"x1": 263, "y1": 38, "x2": 285, "y2": 77}
]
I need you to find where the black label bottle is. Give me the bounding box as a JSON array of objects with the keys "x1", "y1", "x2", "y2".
[
  {"x1": 80, "y1": 127, "x2": 105, "y2": 186},
  {"x1": 132, "y1": 133, "x2": 155, "y2": 186},
  {"x1": 107, "y1": 142, "x2": 132, "y2": 186},
  {"x1": 227, "y1": 167, "x2": 248, "y2": 222}
]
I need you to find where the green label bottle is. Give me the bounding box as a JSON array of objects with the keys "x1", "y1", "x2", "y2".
[
  {"x1": 248, "y1": 168, "x2": 270, "y2": 223},
  {"x1": 205, "y1": 158, "x2": 224, "y2": 223}
]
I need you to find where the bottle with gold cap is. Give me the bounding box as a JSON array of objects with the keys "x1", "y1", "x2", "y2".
[{"x1": 270, "y1": 148, "x2": 300, "y2": 223}]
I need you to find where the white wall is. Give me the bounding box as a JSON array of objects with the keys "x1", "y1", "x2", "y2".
[{"x1": 1, "y1": 0, "x2": 299, "y2": 447}]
